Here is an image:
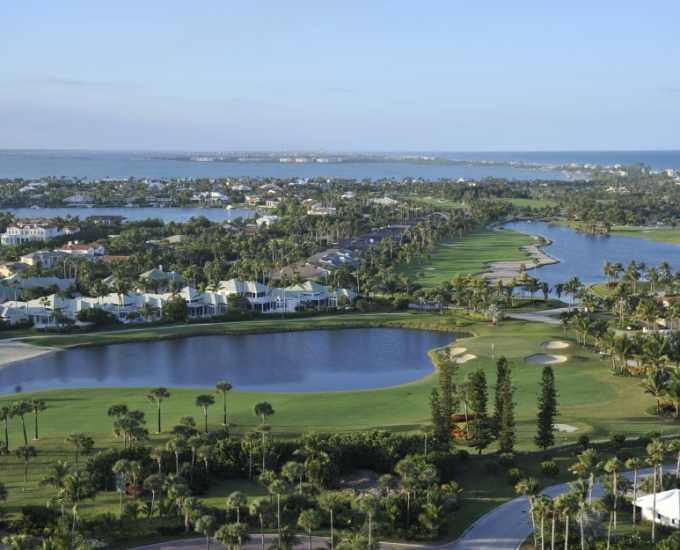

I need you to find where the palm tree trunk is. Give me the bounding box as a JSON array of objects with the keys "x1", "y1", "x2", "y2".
[{"x1": 564, "y1": 514, "x2": 569, "y2": 550}]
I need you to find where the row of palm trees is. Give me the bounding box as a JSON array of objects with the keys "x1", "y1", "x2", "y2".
[{"x1": 516, "y1": 438, "x2": 677, "y2": 550}]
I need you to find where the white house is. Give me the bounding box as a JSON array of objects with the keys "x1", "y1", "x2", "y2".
[{"x1": 635, "y1": 489, "x2": 680, "y2": 528}]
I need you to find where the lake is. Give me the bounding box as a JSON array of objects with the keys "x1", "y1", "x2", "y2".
[
  {"x1": 1, "y1": 206, "x2": 255, "y2": 224},
  {"x1": 0, "y1": 329, "x2": 456, "y2": 395},
  {"x1": 502, "y1": 221, "x2": 680, "y2": 290}
]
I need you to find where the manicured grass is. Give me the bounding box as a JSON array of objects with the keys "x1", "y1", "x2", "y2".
[
  {"x1": 2, "y1": 313, "x2": 676, "y2": 514},
  {"x1": 551, "y1": 220, "x2": 680, "y2": 245},
  {"x1": 397, "y1": 227, "x2": 537, "y2": 289}
]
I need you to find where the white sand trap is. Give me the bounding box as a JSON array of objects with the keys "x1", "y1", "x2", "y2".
[
  {"x1": 456, "y1": 354, "x2": 477, "y2": 363},
  {"x1": 526, "y1": 354, "x2": 567, "y2": 364},
  {"x1": 541, "y1": 341, "x2": 569, "y2": 349},
  {"x1": 448, "y1": 347, "x2": 466, "y2": 356},
  {"x1": 554, "y1": 423, "x2": 578, "y2": 433}
]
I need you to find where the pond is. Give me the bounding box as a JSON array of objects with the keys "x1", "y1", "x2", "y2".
[
  {"x1": 502, "y1": 221, "x2": 680, "y2": 290},
  {"x1": 0, "y1": 329, "x2": 456, "y2": 394}
]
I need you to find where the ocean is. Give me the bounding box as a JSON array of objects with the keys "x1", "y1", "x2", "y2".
[{"x1": 0, "y1": 149, "x2": 678, "y2": 181}]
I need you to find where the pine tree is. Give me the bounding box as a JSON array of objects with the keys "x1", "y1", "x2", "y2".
[
  {"x1": 430, "y1": 354, "x2": 459, "y2": 441},
  {"x1": 494, "y1": 357, "x2": 516, "y2": 453},
  {"x1": 534, "y1": 365, "x2": 558, "y2": 450},
  {"x1": 467, "y1": 367, "x2": 493, "y2": 454}
]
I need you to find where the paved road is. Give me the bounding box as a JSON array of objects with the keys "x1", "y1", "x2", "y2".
[{"x1": 507, "y1": 307, "x2": 570, "y2": 325}]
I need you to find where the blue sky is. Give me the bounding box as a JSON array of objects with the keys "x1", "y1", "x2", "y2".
[{"x1": 1, "y1": 1, "x2": 678, "y2": 152}]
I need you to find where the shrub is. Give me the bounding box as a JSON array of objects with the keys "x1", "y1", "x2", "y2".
[
  {"x1": 576, "y1": 434, "x2": 590, "y2": 449},
  {"x1": 540, "y1": 461, "x2": 559, "y2": 479},
  {"x1": 498, "y1": 453, "x2": 516, "y2": 469},
  {"x1": 609, "y1": 431, "x2": 626, "y2": 453},
  {"x1": 506, "y1": 468, "x2": 524, "y2": 486}
]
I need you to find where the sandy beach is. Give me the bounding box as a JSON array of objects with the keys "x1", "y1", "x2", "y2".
[{"x1": 0, "y1": 341, "x2": 59, "y2": 368}]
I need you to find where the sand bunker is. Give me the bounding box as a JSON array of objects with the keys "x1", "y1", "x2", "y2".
[
  {"x1": 541, "y1": 341, "x2": 569, "y2": 349},
  {"x1": 0, "y1": 342, "x2": 58, "y2": 368},
  {"x1": 526, "y1": 354, "x2": 567, "y2": 364},
  {"x1": 456, "y1": 354, "x2": 477, "y2": 363},
  {"x1": 448, "y1": 347, "x2": 466, "y2": 356},
  {"x1": 554, "y1": 423, "x2": 578, "y2": 433}
]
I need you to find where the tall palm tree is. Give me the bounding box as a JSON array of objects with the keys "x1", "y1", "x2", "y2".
[
  {"x1": 253, "y1": 401, "x2": 275, "y2": 424},
  {"x1": 554, "y1": 491, "x2": 578, "y2": 550},
  {"x1": 10, "y1": 401, "x2": 31, "y2": 446},
  {"x1": 40, "y1": 459, "x2": 71, "y2": 529},
  {"x1": 27, "y1": 398, "x2": 46, "y2": 440},
  {"x1": 358, "y1": 494, "x2": 380, "y2": 548},
  {"x1": 215, "y1": 381, "x2": 233, "y2": 426},
  {"x1": 641, "y1": 370, "x2": 667, "y2": 413},
  {"x1": 166, "y1": 438, "x2": 187, "y2": 476},
  {"x1": 515, "y1": 477, "x2": 541, "y2": 549},
  {"x1": 143, "y1": 473, "x2": 166, "y2": 518},
  {"x1": 195, "y1": 395, "x2": 215, "y2": 433},
  {"x1": 269, "y1": 478, "x2": 287, "y2": 537},
  {"x1": 226, "y1": 491, "x2": 247, "y2": 524},
  {"x1": 568, "y1": 448, "x2": 603, "y2": 504},
  {"x1": 112, "y1": 459, "x2": 131, "y2": 520},
  {"x1": 0, "y1": 405, "x2": 10, "y2": 450},
  {"x1": 625, "y1": 457, "x2": 645, "y2": 532},
  {"x1": 319, "y1": 492, "x2": 344, "y2": 550},
  {"x1": 195, "y1": 515, "x2": 217, "y2": 550},
  {"x1": 255, "y1": 424, "x2": 271, "y2": 471},
  {"x1": 298, "y1": 508, "x2": 322, "y2": 550},
  {"x1": 147, "y1": 387, "x2": 170, "y2": 434},
  {"x1": 14, "y1": 445, "x2": 37, "y2": 486},
  {"x1": 249, "y1": 497, "x2": 272, "y2": 550},
  {"x1": 647, "y1": 439, "x2": 666, "y2": 545},
  {"x1": 603, "y1": 457, "x2": 623, "y2": 543},
  {"x1": 64, "y1": 432, "x2": 94, "y2": 474},
  {"x1": 58, "y1": 472, "x2": 96, "y2": 536}
]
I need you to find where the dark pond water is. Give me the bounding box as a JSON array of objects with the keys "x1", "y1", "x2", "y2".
[
  {"x1": 502, "y1": 221, "x2": 680, "y2": 290},
  {"x1": 0, "y1": 329, "x2": 456, "y2": 395}
]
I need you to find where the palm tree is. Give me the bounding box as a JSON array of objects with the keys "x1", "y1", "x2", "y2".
[
  {"x1": 40, "y1": 460, "x2": 71, "y2": 529},
  {"x1": 143, "y1": 473, "x2": 166, "y2": 518},
  {"x1": 603, "y1": 457, "x2": 623, "y2": 543},
  {"x1": 226, "y1": 491, "x2": 247, "y2": 523},
  {"x1": 15, "y1": 445, "x2": 37, "y2": 486},
  {"x1": 195, "y1": 515, "x2": 217, "y2": 550},
  {"x1": 641, "y1": 370, "x2": 667, "y2": 413},
  {"x1": 181, "y1": 495, "x2": 203, "y2": 534},
  {"x1": 0, "y1": 405, "x2": 10, "y2": 450},
  {"x1": 166, "y1": 438, "x2": 187, "y2": 476},
  {"x1": 64, "y1": 432, "x2": 94, "y2": 474},
  {"x1": 215, "y1": 381, "x2": 233, "y2": 426},
  {"x1": 59, "y1": 472, "x2": 96, "y2": 536},
  {"x1": 515, "y1": 477, "x2": 541, "y2": 549},
  {"x1": 195, "y1": 394, "x2": 215, "y2": 433},
  {"x1": 269, "y1": 478, "x2": 287, "y2": 537},
  {"x1": 253, "y1": 401, "x2": 275, "y2": 424},
  {"x1": 10, "y1": 401, "x2": 31, "y2": 446},
  {"x1": 554, "y1": 491, "x2": 578, "y2": 550},
  {"x1": 298, "y1": 508, "x2": 322, "y2": 550},
  {"x1": 198, "y1": 445, "x2": 213, "y2": 483},
  {"x1": 150, "y1": 445, "x2": 165, "y2": 474},
  {"x1": 569, "y1": 448, "x2": 602, "y2": 504},
  {"x1": 318, "y1": 492, "x2": 344, "y2": 550},
  {"x1": 269, "y1": 528, "x2": 300, "y2": 550},
  {"x1": 647, "y1": 439, "x2": 666, "y2": 545},
  {"x1": 625, "y1": 457, "x2": 645, "y2": 532},
  {"x1": 249, "y1": 497, "x2": 272, "y2": 550},
  {"x1": 281, "y1": 461, "x2": 305, "y2": 493},
  {"x1": 358, "y1": 493, "x2": 380, "y2": 548},
  {"x1": 216, "y1": 522, "x2": 251, "y2": 550},
  {"x1": 27, "y1": 398, "x2": 46, "y2": 440},
  {"x1": 255, "y1": 424, "x2": 271, "y2": 471},
  {"x1": 147, "y1": 387, "x2": 170, "y2": 434},
  {"x1": 112, "y1": 458, "x2": 131, "y2": 520}
]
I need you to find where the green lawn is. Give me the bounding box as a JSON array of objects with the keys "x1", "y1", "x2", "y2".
[
  {"x1": 397, "y1": 227, "x2": 538, "y2": 288},
  {"x1": 2, "y1": 313, "x2": 676, "y2": 509}
]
